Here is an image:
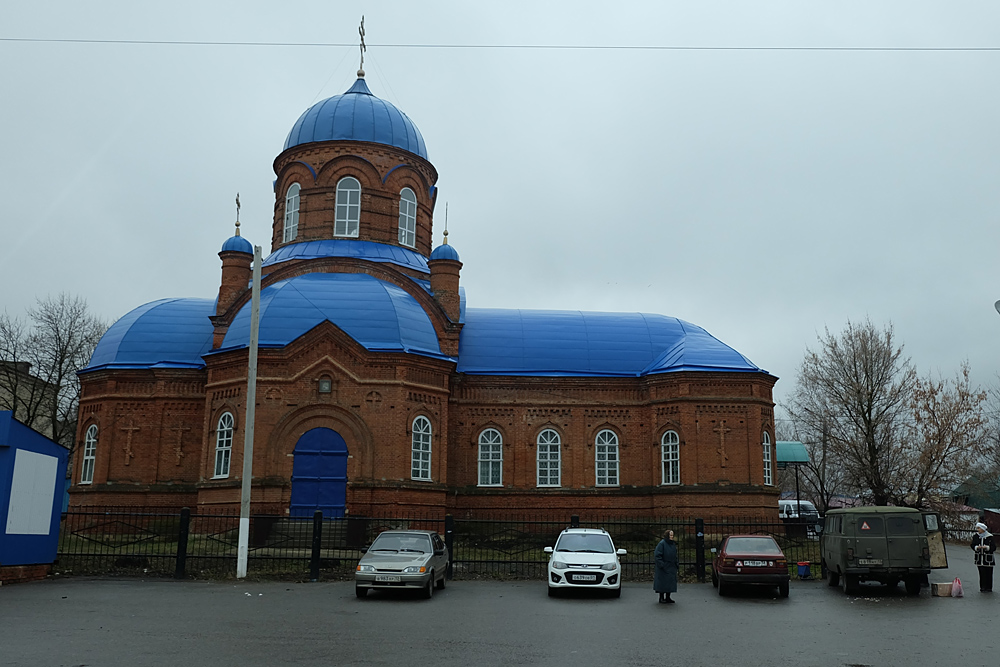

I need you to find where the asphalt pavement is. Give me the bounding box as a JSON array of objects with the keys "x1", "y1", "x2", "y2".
[{"x1": 0, "y1": 550, "x2": 994, "y2": 667}]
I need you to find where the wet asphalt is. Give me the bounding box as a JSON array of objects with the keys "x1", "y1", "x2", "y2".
[{"x1": 0, "y1": 552, "x2": 994, "y2": 667}]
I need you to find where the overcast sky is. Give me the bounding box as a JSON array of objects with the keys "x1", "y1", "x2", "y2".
[{"x1": 3, "y1": 1, "x2": 999, "y2": 415}]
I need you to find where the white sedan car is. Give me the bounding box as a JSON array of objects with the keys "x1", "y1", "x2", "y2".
[{"x1": 544, "y1": 528, "x2": 626, "y2": 597}]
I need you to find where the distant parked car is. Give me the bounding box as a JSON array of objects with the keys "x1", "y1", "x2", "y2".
[
  {"x1": 712, "y1": 534, "x2": 790, "y2": 598},
  {"x1": 355, "y1": 530, "x2": 449, "y2": 599},
  {"x1": 544, "y1": 527, "x2": 626, "y2": 597}
]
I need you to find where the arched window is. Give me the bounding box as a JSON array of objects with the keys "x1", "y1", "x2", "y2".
[
  {"x1": 335, "y1": 177, "x2": 361, "y2": 237},
  {"x1": 537, "y1": 429, "x2": 561, "y2": 487},
  {"x1": 478, "y1": 428, "x2": 503, "y2": 486},
  {"x1": 398, "y1": 188, "x2": 417, "y2": 247},
  {"x1": 283, "y1": 183, "x2": 300, "y2": 242},
  {"x1": 214, "y1": 413, "x2": 234, "y2": 479},
  {"x1": 595, "y1": 429, "x2": 619, "y2": 486},
  {"x1": 763, "y1": 432, "x2": 773, "y2": 486},
  {"x1": 661, "y1": 431, "x2": 680, "y2": 485},
  {"x1": 411, "y1": 416, "x2": 432, "y2": 481},
  {"x1": 80, "y1": 424, "x2": 97, "y2": 484}
]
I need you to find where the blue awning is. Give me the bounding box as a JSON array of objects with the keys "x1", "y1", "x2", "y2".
[{"x1": 776, "y1": 441, "x2": 809, "y2": 467}]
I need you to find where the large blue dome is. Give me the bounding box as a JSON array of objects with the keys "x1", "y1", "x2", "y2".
[{"x1": 283, "y1": 78, "x2": 428, "y2": 159}]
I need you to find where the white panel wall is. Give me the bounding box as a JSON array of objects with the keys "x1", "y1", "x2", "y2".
[{"x1": 5, "y1": 448, "x2": 58, "y2": 535}]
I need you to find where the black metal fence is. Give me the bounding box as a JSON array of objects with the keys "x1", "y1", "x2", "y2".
[{"x1": 55, "y1": 507, "x2": 844, "y2": 581}]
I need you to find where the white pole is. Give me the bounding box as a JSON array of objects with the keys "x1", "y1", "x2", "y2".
[{"x1": 236, "y1": 245, "x2": 262, "y2": 579}]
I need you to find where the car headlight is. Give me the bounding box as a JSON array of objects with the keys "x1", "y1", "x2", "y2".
[
  {"x1": 402, "y1": 565, "x2": 427, "y2": 574},
  {"x1": 600, "y1": 563, "x2": 618, "y2": 571},
  {"x1": 357, "y1": 564, "x2": 376, "y2": 573},
  {"x1": 551, "y1": 561, "x2": 569, "y2": 570}
]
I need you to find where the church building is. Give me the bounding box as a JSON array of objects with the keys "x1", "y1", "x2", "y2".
[{"x1": 70, "y1": 68, "x2": 779, "y2": 519}]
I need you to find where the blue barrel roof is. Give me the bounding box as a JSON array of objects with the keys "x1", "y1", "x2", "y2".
[
  {"x1": 216, "y1": 273, "x2": 446, "y2": 358},
  {"x1": 456, "y1": 309, "x2": 766, "y2": 377},
  {"x1": 264, "y1": 239, "x2": 429, "y2": 273},
  {"x1": 85, "y1": 298, "x2": 216, "y2": 372},
  {"x1": 284, "y1": 78, "x2": 428, "y2": 159}
]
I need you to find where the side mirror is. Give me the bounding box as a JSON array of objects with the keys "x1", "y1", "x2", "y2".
[
  {"x1": 434, "y1": 549, "x2": 445, "y2": 556},
  {"x1": 543, "y1": 546, "x2": 553, "y2": 553},
  {"x1": 617, "y1": 548, "x2": 627, "y2": 556}
]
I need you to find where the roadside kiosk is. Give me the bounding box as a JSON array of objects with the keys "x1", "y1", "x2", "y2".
[{"x1": 0, "y1": 411, "x2": 69, "y2": 584}]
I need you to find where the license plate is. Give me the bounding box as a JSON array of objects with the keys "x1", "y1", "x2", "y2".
[
  {"x1": 742, "y1": 560, "x2": 768, "y2": 567},
  {"x1": 375, "y1": 575, "x2": 401, "y2": 582},
  {"x1": 574, "y1": 574, "x2": 597, "y2": 581},
  {"x1": 857, "y1": 559, "x2": 882, "y2": 566}
]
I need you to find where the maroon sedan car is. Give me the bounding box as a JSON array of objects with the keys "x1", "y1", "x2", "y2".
[{"x1": 712, "y1": 534, "x2": 790, "y2": 597}]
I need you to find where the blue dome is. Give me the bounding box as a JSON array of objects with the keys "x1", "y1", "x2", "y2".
[
  {"x1": 284, "y1": 78, "x2": 428, "y2": 159},
  {"x1": 429, "y1": 243, "x2": 460, "y2": 262},
  {"x1": 216, "y1": 273, "x2": 448, "y2": 359},
  {"x1": 85, "y1": 298, "x2": 216, "y2": 372},
  {"x1": 221, "y1": 234, "x2": 253, "y2": 254},
  {"x1": 456, "y1": 309, "x2": 767, "y2": 377}
]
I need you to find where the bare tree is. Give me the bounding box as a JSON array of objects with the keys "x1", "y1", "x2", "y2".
[
  {"x1": 896, "y1": 364, "x2": 990, "y2": 510},
  {"x1": 786, "y1": 318, "x2": 917, "y2": 506},
  {"x1": 0, "y1": 294, "x2": 107, "y2": 447}
]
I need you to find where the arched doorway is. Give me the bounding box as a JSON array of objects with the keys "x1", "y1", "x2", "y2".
[{"x1": 289, "y1": 427, "x2": 348, "y2": 518}]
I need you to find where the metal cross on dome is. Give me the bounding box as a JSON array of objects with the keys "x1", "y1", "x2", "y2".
[{"x1": 358, "y1": 15, "x2": 366, "y2": 76}]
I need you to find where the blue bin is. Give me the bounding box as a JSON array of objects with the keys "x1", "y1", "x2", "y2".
[{"x1": 797, "y1": 562, "x2": 811, "y2": 578}]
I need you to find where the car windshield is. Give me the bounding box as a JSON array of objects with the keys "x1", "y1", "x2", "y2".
[
  {"x1": 555, "y1": 533, "x2": 614, "y2": 553},
  {"x1": 369, "y1": 534, "x2": 432, "y2": 553},
  {"x1": 726, "y1": 537, "x2": 783, "y2": 556}
]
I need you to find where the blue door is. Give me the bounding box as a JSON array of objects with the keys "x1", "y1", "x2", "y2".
[{"x1": 289, "y1": 428, "x2": 348, "y2": 518}]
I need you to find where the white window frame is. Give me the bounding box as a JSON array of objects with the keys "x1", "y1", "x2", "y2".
[
  {"x1": 478, "y1": 428, "x2": 503, "y2": 487},
  {"x1": 398, "y1": 187, "x2": 417, "y2": 248},
  {"x1": 411, "y1": 416, "x2": 432, "y2": 481},
  {"x1": 80, "y1": 424, "x2": 97, "y2": 484},
  {"x1": 661, "y1": 430, "x2": 680, "y2": 485},
  {"x1": 334, "y1": 177, "x2": 361, "y2": 237},
  {"x1": 536, "y1": 429, "x2": 561, "y2": 487},
  {"x1": 595, "y1": 429, "x2": 619, "y2": 486},
  {"x1": 283, "y1": 183, "x2": 300, "y2": 242},
  {"x1": 763, "y1": 431, "x2": 773, "y2": 486},
  {"x1": 213, "y1": 412, "x2": 234, "y2": 479}
]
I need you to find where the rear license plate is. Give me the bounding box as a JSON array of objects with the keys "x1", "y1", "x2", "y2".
[
  {"x1": 375, "y1": 575, "x2": 401, "y2": 582},
  {"x1": 574, "y1": 574, "x2": 597, "y2": 581},
  {"x1": 857, "y1": 559, "x2": 882, "y2": 566},
  {"x1": 742, "y1": 560, "x2": 768, "y2": 567}
]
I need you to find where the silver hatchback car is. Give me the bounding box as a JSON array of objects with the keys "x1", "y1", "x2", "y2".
[{"x1": 355, "y1": 529, "x2": 449, "y2": 598}]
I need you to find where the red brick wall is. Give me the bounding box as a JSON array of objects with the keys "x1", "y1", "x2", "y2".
[{"x1": 0, "y1": 564, "x2": 51, "y2": 585}]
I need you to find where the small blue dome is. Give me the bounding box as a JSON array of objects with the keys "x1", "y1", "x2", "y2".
[
  {"x1": 284, "y1": 78, "x2": 428, "y2": 159},
  {"x1": 430, "y1": 244, "x2": 460, "y2": 262},
  {"x1": 221, "y1": 234, "x2": 253, "y2": 254}
]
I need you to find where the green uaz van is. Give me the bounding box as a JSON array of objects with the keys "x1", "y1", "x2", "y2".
[{"x1": 821, "y1": 507, "x2": 948, "y2": 595}]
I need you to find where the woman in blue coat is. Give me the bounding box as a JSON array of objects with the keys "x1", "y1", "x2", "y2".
[{"x1": 654, "y1": 529, "x2": 679, "y2": 603}]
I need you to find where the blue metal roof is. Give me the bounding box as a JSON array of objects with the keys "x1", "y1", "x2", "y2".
[
  {"x1": 429, "y1": 243, "x2": 460, "y2": 262},
  {"x1": 85, "y1": 298, "x2": 216, "y2": 372},
  {"x1": 456, "y1": 309, "x2": 766, "y2": 377},
  {"x1": 216, "y1": 273, "x2": 447, "y2": 358},
  {"x1": 221, "y1": 234, "x2": 253, "y2": 254},
  {"x1": 264, "y1": 239, "x2": 429, "y2": 274},
  {"x1": 284, "y1": 78, "x2": 428, "y2": 159}
]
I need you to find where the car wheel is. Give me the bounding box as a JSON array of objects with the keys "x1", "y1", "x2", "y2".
[
  {"x1": 547, "y1": 586, "x2": 556, "y2": 597},
  {"x1": 718, "y1": 579, "x2": 727, "y2": 596},
  {"x1": 828, "y1": 569, "x2": 840, "y2": 587},
  {"x1": 423, "y1": 575, "x2": 434, "y2": 599},
  {"x1": 712, "y1": 570, "x2": 718, "y2": 588},
  {"x1": 356, "y1": 586, "x2": 367, "y2": 599},
  {"x1": 778, "y1": 581, "x2": 789, "y2": 598},
  {"x1": 611, "y1": 586, "x2": 621, "y2": 598},
  {"x1": 904, "y1": 576, "x2": 921, "y2": 596},
  {"x1": 436, "y1": 572, "x2": 446, "y2": 590},
  {"x1": 841, "y1": 573, "x2": 858, "y2": 595}
]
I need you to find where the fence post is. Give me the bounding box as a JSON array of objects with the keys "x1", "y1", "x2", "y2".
[
  {"x1": 445, "y1": 514, "x2": 455, "y2": 580},
  {"x1": 570, "y1": 514, "x2": 580, "y2": 528},
  {"x1": 174, "y1": 507, "x2": 190, "y2": 580},
  {"x1": 695, "y1": 517, "x2": 705, "y2": 583},
  {"x1": 310, "y1": 510, "x2": 323, "y2": 582}
]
